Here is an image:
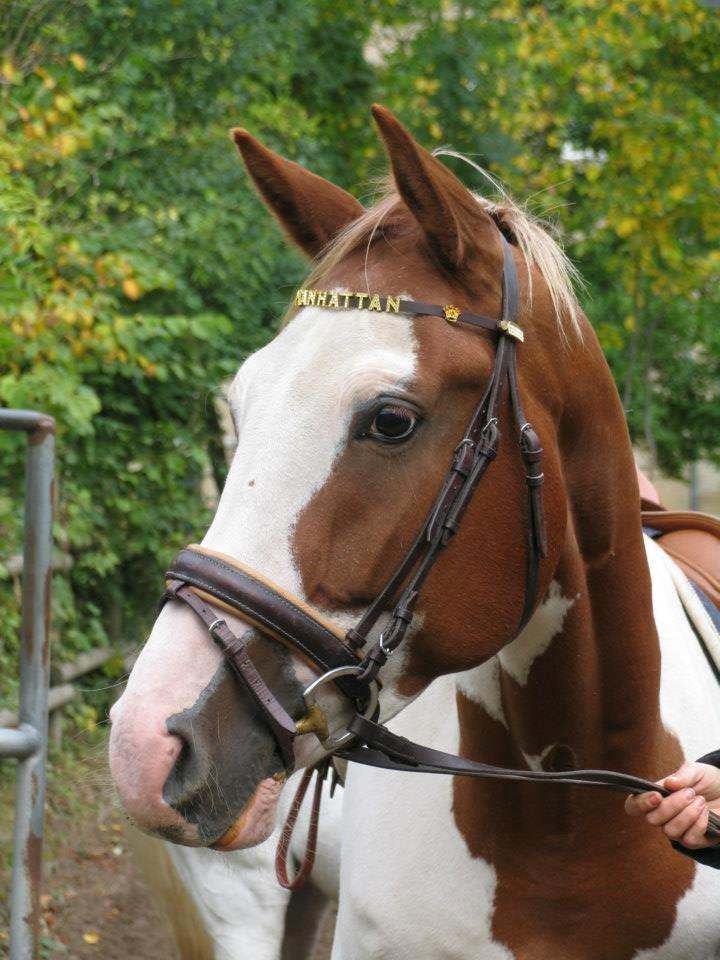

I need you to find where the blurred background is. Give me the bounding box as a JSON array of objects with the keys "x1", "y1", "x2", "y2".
[{"x1": 1, "y1": 0, "x2": 719, "y2": 955}]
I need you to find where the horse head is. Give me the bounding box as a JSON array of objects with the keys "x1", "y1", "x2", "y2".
[{"x1": 109, "y1": 105, "x2": 599, "y2": 850}]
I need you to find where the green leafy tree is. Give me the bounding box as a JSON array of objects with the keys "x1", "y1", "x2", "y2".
[
  {"x1": 1, "y1": 0, "x2": 718, "y2": 713},
  {"x1": 373, "y1": 0, "x2": 720, "y2": 475}
]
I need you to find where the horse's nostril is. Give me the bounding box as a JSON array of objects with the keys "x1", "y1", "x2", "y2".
[
  {"x1": 162, "y1": 719, "x2": 213, "y2": 812},
  {"x1": 159, "y1": 661, "x2": 286, "y2": 843},
  {"x1": 163, "y1": 724, "x2": 209, "y2": 814}
]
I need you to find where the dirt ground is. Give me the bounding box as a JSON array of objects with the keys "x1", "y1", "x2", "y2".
[
  {"x1": 1, "y1": 732, "x2": 334, "y2": 960},
  {"x1": 39, "y1": 804, "x2": 177, "y2": 960},
  {"x1": 0, "y1": 734, "x2": 177, "y2": 960}
]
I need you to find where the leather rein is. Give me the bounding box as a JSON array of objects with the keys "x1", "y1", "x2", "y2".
[{"x1": 162, "y1": 234, "x2": 720, "y2": 882}]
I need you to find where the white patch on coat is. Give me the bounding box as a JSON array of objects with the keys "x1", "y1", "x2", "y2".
[
  {"x1": 632, "y1": 536, "x2": 720, "y2": 958},
  {"x1": 204, "y1": 305, "x2": 417, "y2": 585},
  {"x1": 334, "y1": 674, "x2": 513, "y2": 960},
  {"x1": 521, "y1": 743, "x2": 556, "y2": 772},
  {"x1": 456, "y1": 657, "x2": 507, "y2": 727},
  {"x1": 455, "y1": 580, "x2": 576, "y2": 727},
  {"x1": 498, "y1": 581, "x2": 576, "y2": 685}
]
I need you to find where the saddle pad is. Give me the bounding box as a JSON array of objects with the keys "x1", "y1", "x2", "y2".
[{"x1": 661, "y1": 549, "x2": 720, "y2": 681}]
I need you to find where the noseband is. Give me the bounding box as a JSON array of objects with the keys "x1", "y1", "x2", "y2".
[{"x1": 162, "y1": 234, "x2": 720, "y2": 864}]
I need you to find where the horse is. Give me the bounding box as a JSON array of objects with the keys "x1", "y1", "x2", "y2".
[{"x1": 109, "y1": 104, "x2": 720, "y2": 959}]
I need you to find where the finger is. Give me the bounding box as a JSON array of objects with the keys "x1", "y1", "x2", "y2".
[
  {"x1": 663, "y1": 763, "x2": 705, "y2": 792},
  {"x1": 625, "y1": 792, "x2": 661, "y2": 817},
  {"x1": 646, "y1": 788, "x2": 696, "y2": 826},
  {"x1": 662, "y1": 796, "x2": 706, "y2": 841},
  {"x1": 680, "y1": 804, "x2": 711, "y2": 850}
]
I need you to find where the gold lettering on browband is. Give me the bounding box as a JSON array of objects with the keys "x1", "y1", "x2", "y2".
[{"x1": 294, "y1": 289, "x2": 405, "y2": 315}]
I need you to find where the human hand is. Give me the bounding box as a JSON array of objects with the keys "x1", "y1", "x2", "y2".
[{"x1": 625, "y1": 762, "x2": 720, "y2": 850}]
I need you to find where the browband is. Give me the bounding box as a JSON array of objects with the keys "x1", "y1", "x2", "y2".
[{"x1": 293, "y1": 288, "x2": 524, "y2": 342}]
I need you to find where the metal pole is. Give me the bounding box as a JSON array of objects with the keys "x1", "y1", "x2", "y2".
[
  {"x1": 689, "y1": 461, "x2": 699, "y2": 512},
  {"x1": 0, "y1": 410, "x2": 55, "y2": 960}
]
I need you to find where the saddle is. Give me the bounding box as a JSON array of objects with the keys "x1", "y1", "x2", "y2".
[{"x1": 637, "y1": 467, "x2": 720, "y2": 609}]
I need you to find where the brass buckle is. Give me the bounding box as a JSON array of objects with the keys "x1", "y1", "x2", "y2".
[
  {"x1": 499, "y1": 319, "x2": 524, "y2": 342},
  {"x1": 443, "y1": 304, "x2": 461, "y2": 324},
  {"x1": 299, "y1": 665, "x2": 379, "y2": 752}
]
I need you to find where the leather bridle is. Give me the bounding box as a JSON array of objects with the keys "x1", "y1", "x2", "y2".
[{"x1": 162, "y1": 233, "x2": 720, "y2": 877}]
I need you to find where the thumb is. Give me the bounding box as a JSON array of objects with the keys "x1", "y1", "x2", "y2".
[{"x1": 663, "y1": 763, "x2": 704, "y2": 792}]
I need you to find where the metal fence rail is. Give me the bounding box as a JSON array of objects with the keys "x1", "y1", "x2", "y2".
[{"x1": 0, "y1": 409, "x2": 55, "y2": 960}]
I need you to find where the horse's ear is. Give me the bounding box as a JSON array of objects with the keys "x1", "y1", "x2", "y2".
[
  {"x1": 232, "y1": 129, "x2": 364, "y2": 259},
  {"x1": 370, "y1": 104, "x2": 496, "y2": 271}
]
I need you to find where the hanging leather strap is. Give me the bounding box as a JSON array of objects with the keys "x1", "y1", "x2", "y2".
[{"x1": 275, "y1": 762, "x2": 328, "y2": 890}]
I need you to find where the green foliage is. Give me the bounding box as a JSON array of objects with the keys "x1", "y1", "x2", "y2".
[
  {"x1": 1, "y1": 0, "x2": 718, "y2": 709},
  {"x1": 372, "y1": 0, "x2": 720, "y2": 475}
]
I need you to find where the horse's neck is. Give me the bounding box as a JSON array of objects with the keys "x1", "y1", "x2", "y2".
[
  {"x1": 456, "y1": 517, "x2": 665, "y2": 771},
  {"x1": 454, "y1": 341, "x2": 684, "y2": 833}
]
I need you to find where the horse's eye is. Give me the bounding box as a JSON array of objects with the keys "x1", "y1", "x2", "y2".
[{"x1": 368, "y1": 404, "x2": 418, "y2": 443}]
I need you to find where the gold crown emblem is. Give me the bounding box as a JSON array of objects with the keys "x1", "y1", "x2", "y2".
[{"x1": 443, "y1": 305, "x2": 461, "y2": 323}]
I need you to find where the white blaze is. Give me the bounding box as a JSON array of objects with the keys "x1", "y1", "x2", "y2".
[
  {"x1": 115, "y1": 304, "x2": 418, "y2": 738},
  {"x1": 204, "y1": 306, "x2": 417, "y2": 588}
]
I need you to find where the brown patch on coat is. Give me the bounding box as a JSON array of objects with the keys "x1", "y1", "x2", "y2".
[{"x1": 453, "y1": 692, "x2": 693, "y2": 960}]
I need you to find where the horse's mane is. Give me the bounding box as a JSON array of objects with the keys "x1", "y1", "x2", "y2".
[{"x1": 286, "y1": 154, "x2": 584, "y2": 337}]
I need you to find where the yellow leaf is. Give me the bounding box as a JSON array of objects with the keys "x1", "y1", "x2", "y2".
[
  {"x1": 69, "y1": 53, "x2": 87, "y2": 72},
  {"x1": 122, "y1": 278, "x2": 142, "y2": 300},
  {"x1": 623, "y1": 314, "x2": 636, "y2": 332},
  {"x1": 669, "y1": 183, "x2": 687, "y2": 202},
  {"x1": 82, "y1": 931, "x2": 100, "y2": 945},
  {"x1": 428, "y1": 121, "x2": 443, "y2": 140},
  {"x1": 616, "y1": 217, "x2": 639, "y2": 238},
  {"x1": 1, "y1": 60, "x2": 16, "y2": 82},
  {"x1": 52, "y1": 133, "x2": 79, "y2": 158},
  {"x1": 54, "y1": 94, "x2": 73, "y2": 113}
]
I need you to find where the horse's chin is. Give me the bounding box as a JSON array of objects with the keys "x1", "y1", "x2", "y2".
[{"x1": 210, "y1": 774, "x2": 286, "y2": 851}]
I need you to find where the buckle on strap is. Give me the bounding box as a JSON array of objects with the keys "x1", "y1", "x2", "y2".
[{"x1": 499, "y1": 319, "x2": 524, "y2": 342}]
